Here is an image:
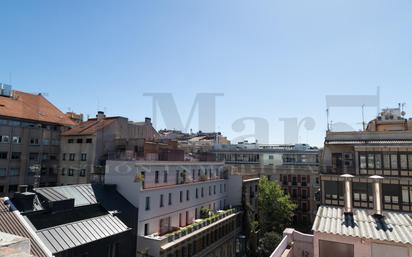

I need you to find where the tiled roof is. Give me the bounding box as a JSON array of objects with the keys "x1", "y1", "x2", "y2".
[
  {"x1": 0, "y1": 90, "x2": 75, "y2": 126},
  {"x1": 36, "y1": 214, "x2": 129, "y2": 254},
  {"x1": 34, "y1": 184, "x2": 98, "y2": 206},
  {"x1": 0, "y1": 198, "x2": 51, "y2": 257},
  {"x1": 61, "y1": 117, "x2": 118, "y2": 136},
  {"x1": 312, "y1": 206, "x2": 412, "y2": 245}
]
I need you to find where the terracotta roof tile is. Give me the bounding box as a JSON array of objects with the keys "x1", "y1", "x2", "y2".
[
  {"x1": 0, "y1": 90, "x2": 75, "y2": 126},
  {"x1": 62, "y1": 118, "x2": 118, "y2": 136}
]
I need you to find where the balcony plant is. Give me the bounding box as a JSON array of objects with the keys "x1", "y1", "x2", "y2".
[{"x1": 134, "y1": 173, "x2": 145, "y2": 183}]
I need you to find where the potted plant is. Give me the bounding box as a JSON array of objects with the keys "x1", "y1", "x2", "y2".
[{"x1": 167, "y1": 233, "x2": 174, "y2": 242}]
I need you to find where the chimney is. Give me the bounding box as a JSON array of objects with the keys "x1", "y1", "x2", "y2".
[
  {"x1": 145, "y1": 117, "x2": 151, "y2": 125},
  {"x1": 341, "y1": 174, "x2": 354, "y2": 214},
  {"x1": 18, "y1": 185, "x2": 28, "y2": 193},
  {"x1": 369, "y1": 175, "x2": 384, "y2": 217},
  {"x1": 96, "y1": 111, "x2": 106, "y2": 120}
]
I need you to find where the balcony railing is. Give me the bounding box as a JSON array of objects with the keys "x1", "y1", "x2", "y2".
[
  {"x1": 320, "y1": 166, "x2": 356, "y2": 175},
  {"x1": 143, "y1": 207, "x2": 240, "y2": 245}
]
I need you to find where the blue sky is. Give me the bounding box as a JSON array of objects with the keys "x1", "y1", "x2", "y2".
[{"x1": 1, "y1": 0, "x2": 411, "y2": 147}]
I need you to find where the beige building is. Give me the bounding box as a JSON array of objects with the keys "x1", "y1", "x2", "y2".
[
  {"x1": 58, "y1": 112, "x2": 159, "y2": 185},
  {"x1": 321, "y1": 107, "x2": 412, "y2": 212},
  {"x1": 0, "y1": 86, "x2": 75, "y2": 195}
]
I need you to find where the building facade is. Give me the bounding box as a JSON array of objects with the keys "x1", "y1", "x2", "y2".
[
  {"x1": 321, "y1": 108, "x2": 412, "y2": 212},
  {"x1": 105, "y1": 160, "x2": 243, "y2": 257},
  {"x1": 0, "y1": 87, "x2": 75, "y2": 195},
  {"x1": 212, "y1": 143, "x2": 320, "y2": 226},
  {"x1": 58, "y1": 113, "x2": 159, "y2": 185}
]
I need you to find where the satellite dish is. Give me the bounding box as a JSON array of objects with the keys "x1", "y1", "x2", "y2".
[{"x1": 401, "y1": 111, "x2": 406, "y2": 116}]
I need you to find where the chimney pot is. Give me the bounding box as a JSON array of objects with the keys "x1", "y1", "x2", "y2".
[
  {"x1": 96, "y1": 111, "x2": 105, "y2": 120},
  {"x1": 369, "y1": 175, "x2": 384, "y2": 217},
  {"x1": 341, "y1": 174, "x2": 354, "y2": 214}
]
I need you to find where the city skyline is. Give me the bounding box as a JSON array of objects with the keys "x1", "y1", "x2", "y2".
[{"x1": 1, "y1": 0, "x2": 412, "y2": 147}]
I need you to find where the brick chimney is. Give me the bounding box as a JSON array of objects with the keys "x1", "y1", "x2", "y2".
[{"x1": 96, "y1": 111, "x2": 106, "y2": 120}]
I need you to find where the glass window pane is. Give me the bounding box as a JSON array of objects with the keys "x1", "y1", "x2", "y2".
[
  {"x1": 368, "y1": 154, "x2": 375, "y2": 169},
  {"x1": 402, "y1": 187, "x2": 409, "y2": 204},
  {"x1": 360, "y1": 154, "x2": 367, "y2": 169},
  {"x1": 383, "y1": 154, "x2": 391, "y2": 169},
  {"x1": 391, "y1": 154, "x2": 398, "y2": 169},
  {"x1": 375, "y1": 154, "x2": 382, "y2": 169},
  {"x1": 401, "y1": 154, "x2": 408, "y2": 170}
]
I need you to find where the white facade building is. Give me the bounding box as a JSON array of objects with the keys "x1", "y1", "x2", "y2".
[{"x1": 105, "y1": 161, "x2": 242, "y2": 257}]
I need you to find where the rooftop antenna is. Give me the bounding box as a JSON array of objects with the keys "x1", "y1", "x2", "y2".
[
  {"x1": 401, "y1": 103, "x2": 406, "y2": 117},
  {"x1": 326, "y1": 108, "x2": 330, "y2": 131},
  {"x1": 362, "y1": 104, "x2": 366, "y2": 131}
]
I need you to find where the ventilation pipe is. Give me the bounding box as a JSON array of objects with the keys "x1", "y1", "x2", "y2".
[
  {"x1": 369, "y1": 175, "x2": 384, "y2": 217},
  {"x1": 341, "y1": 174, "x2": 354, "y2": 214}
]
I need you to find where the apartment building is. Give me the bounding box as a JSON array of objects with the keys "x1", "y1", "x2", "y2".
[
  {"x1": 212, "y1": 143, "x2": 320, "y2": 226},
  {"x1": 269, "y1": 107, "x2": 412, "y2": 257},
  {"x1": 321, "y1": 107, "x2": 412, "y2": 212},
  {"x1": 58, "y1": 113, "x2": 159, "y2": 185},
  {"x1": 0, "y1": 85, "x2": 75, "y2": 195},
  {"x1": 105, "y1": 160, "x2": 242, "y2": 257}
]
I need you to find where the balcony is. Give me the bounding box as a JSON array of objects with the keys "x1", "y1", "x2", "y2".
[
  {"x1": 140, "y1": 208, "x2": 240, "y2": 248},
  {"x1": 320, "y1": 166, "x2": 355, "y2": 175}
]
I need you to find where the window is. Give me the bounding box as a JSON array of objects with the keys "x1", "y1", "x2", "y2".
[
  {"x1": 0, "y1": 136, "x2": 9, "y2": 143},
  {"x1": 0, "y1": 168, "x2": 6, "y2": 176},
  {"x1": 11, "y1": 152, "x2": 20, "y2": 160},
  {"x1": 160, "y1": 194, "x2": 164, "y2": 207},
  {"x1": 9, "y1": 168, "x2": 19, "y2": 176},
  {"x1": 86, "y1": 138, "x2": 93, "y2": 143},
  {"x1": 209, "y1": 186, "x2": 211, "y2": 195},
  {"x1": 168, "y1": 193, "x2": 172, "y2": 205},
  {"x1": 301, "y1": 176, "x2": 307, "y2": 186},
  {"x1": 30, "y1": 138, "x2": 39, "y2": 145},
  {"x1": 292, "y1": 176, "x2": 297, "y2": 186},
  {"x1": 213, "y1": 185, "x2": 216, "y2": 194},
  {"x1": 42, "y1": 153, "x2": 48, "y2": 161},
  {"x1": 81, "y1": 153, "x2": 87, "y2": 161},
  {"x1": 69, "y1": 153, "x2": 75, "y2": 161},
  {"x1": 186, "y1": 190, "x2": 190, "y2": 201},
  {"x1": 77, "y1": 138, "x2": 83, "y2": 143},
  {"x1": 383, "y1": 184, "x2": 400, "y2": 210},
  {"x1": 61, "y1": 168, "x2": 66, "y2": 176},
  {"x1": 324, "y1": 181, "x2": 344, "y2": 206},
  {"x1": 68, "y1": 169, "x2": 74, "y2": 176},
  {"x1": 180, "y1": 191, "x2": 183, "y2": 202},
  {"x1": 62, "y1": 153, "x2": 66, "y2": 161},
  {"x1": 145, "y1": 197, "x2": 150, "y2": 210},
  {"x1": 163, "y1": 171, "x2": 168, "y2": 183},
  {"x1": 220, "y1": 184, "x2": 222, "y2": 193},
  {"x1": 144, "y1": 223, "x2": 149, "y2": 236},
  {"x1": 400, "y1": 154, "x2": 408, "y2": 170},
  {"x1": 196, "y1": 188, "x2": 199, "y2": 198},
  {"x1": 368, "y1": 154, "x2": 375, "y2": 169},
  {"x1": 0, "y1": 152, "x2": 8, "y2": 159},
  {"x1": 360, "y1": 154, "x2": 367, "y2": 169},
  {"x1": 353, "y1": 182, "x2": 373, "y2": 208},
  {"x1": 12, "y1": 136, "x2": 21, "y2": 144},
  {"x1": 42, "y1": 139, "x2": 49, "y2": 145},
  {"x1": 201, "y1": 187, "x2": 204, "y2": 197},
  {"x1": 391, "y1": 154, "x2": 398, "y2": 169},
  {"x1": 68, "y1": 139, "x2": 74, "y2": 143},
  {"x1": 80, "y1": 169, "x2": 86, "y2": 177},
  {"x1": 383, "y1": 154, "x2": 391, "y2": 169},
  {"x1": 224, "y1": 184, "x2": 227, "y2": 192},
  {"x1": 155, "y1": 171, "x2": 159, "y2": 183}
]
